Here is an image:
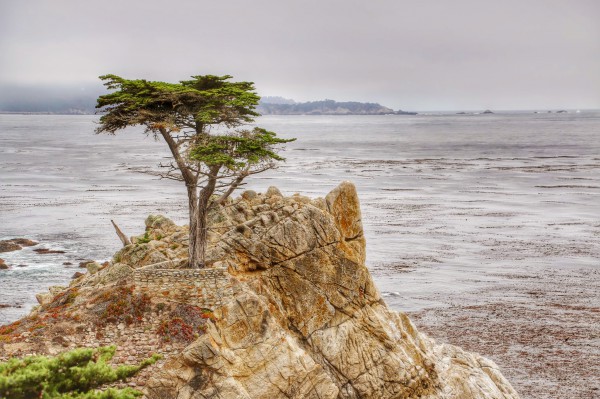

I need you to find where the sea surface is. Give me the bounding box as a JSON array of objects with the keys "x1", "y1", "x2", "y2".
[{"x1": 1, "y1": 112, "x2": 599, "y2": 324}]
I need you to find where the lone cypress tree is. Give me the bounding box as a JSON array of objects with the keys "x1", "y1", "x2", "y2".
[
  {"x1": 96, "y1": 74, "x2": 294, "y2": 268},
  {"x1": 0, "y1": 346, "x2": 160, "y2": 398}
]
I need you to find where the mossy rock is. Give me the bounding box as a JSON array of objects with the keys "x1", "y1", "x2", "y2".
[
  {"x1": 98, "y1": 263, "x2": 134, "y2": 285},
  {"x1": 145, "y1": 215, "x2": 176, "y2": 232}
]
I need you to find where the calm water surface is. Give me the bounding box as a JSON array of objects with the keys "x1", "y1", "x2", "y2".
[{"x1": 1, "y1": 113, "x2": 599, "y2": 323}]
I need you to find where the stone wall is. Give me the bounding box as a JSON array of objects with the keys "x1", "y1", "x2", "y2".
[{"x1": 133, "y1": 266, "x2": 233, "y2": 309}]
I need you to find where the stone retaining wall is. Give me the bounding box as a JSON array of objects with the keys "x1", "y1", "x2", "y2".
[{"x1": 133, "y1": 266, "x2": 233, "y2": 309}]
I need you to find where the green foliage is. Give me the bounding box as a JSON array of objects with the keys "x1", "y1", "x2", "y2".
[
  {"x1": 190, "y1": 128, "x2": 295, "y2": 170},
  {"x1": 136, "y1": 232, "x2": 151, "y2": 244},
  {"x1": 96, "y1": 74, "x2": 260, "y2": 134},
  {"x1": 0, "y1": 346, "x2": 160, "y2": 399}
]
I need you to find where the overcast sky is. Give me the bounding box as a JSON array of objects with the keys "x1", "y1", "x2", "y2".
[{"x1": 1, "y1": 0, "x2": 598, "y2": 110}]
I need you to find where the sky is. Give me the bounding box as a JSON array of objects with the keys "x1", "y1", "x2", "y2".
[{"x1": 0, "y1": 0, "x2": 599, "y2": 111}]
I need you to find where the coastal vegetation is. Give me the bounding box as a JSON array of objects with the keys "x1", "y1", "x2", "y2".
[
  {"x1": 0, "y1": 346, "x2": 159, "y2": 398},
  {"x1": 95, "y1": 74, "x2": 294, "y2": 268}
]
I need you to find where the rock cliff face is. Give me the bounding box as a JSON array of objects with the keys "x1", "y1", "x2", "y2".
[
  {"x1": 0, "y1": 182, "x2": 519, "y2": 399},
  {"x1": 147, "y1": 182, "x2": 519, "y2": 399}
]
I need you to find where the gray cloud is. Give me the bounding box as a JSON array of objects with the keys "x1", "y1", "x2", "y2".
[{"x1": 1, "y1": 0, "x2": 599, "y2": 110}]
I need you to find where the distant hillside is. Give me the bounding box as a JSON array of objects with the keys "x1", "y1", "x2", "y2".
[
  {"x1": 260, "y1": 96, "x2": 296, "y2": 105},
  {"x1": 257, "y1": 99, "x2": 398, "y2": 115},
  {"x1": 0, "y1": 84, "x2": 102, "y2": 114}
]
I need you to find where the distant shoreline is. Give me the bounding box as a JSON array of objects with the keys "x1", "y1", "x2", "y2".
[{"x1": 0, "y1": 111, "x2": 95, "y2": 115}]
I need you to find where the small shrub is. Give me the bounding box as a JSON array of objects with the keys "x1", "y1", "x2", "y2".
[
  {"x1": 200, "y1": 308, "x2": 217, "y2": 321},
  {"x1": 28, "y1": 323, "x2": 46, "y2": 332},
  {"x1": 0, "y1": 346, "x2": 161, "y2": 399},
  {"x1": 92, "y1": 286, "x2": 151, "y2": 326},
  {"x1": 137, "y1": 232, "x2": 151, "y2": 244},
  {"x1": 0, "y1": 321, "x2": 24, "y2": 341},
  {"x1": 0, "y1": 321, "x2": 20, "y2": 336},
  {"x1": 45, "y1": 288, "x2": 79, "y2": 312},
  {"x1": 156, "y1": 305, "x2": 211, "y2": 343},
  {"x1": 157, "y1": 318, "x2": 195, "y2": 343}
]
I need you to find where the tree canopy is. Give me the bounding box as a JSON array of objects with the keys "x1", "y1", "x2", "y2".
[
  {"x1": 189, "y1": 128, "x2": 288, "y2": 169},
  {"x1": 96, "y1": 74, "x2": 259, "y2": 134}
]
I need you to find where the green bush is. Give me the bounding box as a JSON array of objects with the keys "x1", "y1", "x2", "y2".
[
  {"x1": 136, "y1": 232, "x2": 151, "y2": 244},
  {"x1": 0, "y1": 346, "x2": 160, "y2": 399}
]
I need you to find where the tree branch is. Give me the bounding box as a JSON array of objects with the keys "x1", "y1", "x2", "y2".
[
  {"x1": 211, "y1": 169, "x2": 249, "y2": 208},
  {"x1": 158, "y1": 127, "x2": 196, "y2": 186}
]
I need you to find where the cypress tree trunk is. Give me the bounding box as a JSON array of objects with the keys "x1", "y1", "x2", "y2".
[
  {"x1": 189, "y1": 166, "x2": 219, "y2": 269},
  {"x1": 193, "y1": 190, "x2": 211, "y2": 269},
  {"x1": 187, "y1": 187, "x2": 202, "y2": 269}
]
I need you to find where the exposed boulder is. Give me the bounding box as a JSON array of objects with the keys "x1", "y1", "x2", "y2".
[
  {"x1": 78, "y1": 260, "x2": 95, "y2": 268},
  {"x1": 71, "y1": 271, "x2": 85, "y2": 279},
  {"x1": 10, "y1": 238, "x2": 38, "y2": 247},
  {"x1": 111, "y1": 215, "x2": 189, "y2": 268},
  {"x1": 48, "y1": 286, "x2": 67, "y2": 296},
  {"x1": 78, "y1": 262, "x2": 134, "y2": 287},
  {"x1": 35, "y1": 292, "x2": 53, "y2": 306},
  {"x1": 145, "y1": 214, "x2": 178, "y2": 233},
  {"x1": 0, "y1": 241, "x2": 22, "y2": 253},
  {"x1": 33, "y1": 248, "x2": 66, "y2": 254},
  {"x1": 265, "y1": 186, "x2": 282, "y2": 198},
  {"x1": 0, "y1": 238, "x2": 38, "y2": 253},
  {"x1": 85, "y1": 262, "x2": 101, "y2": 275}
]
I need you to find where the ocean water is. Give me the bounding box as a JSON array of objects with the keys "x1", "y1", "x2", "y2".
[{"x1": 1, "y1": 112, "x2": 599, "y2": 324}]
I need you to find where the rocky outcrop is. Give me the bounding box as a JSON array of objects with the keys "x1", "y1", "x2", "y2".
[
  {"x1": 145, "y1": 182, "x2": 519, "y2": 399},
  {"x1": 0, "y1": 238, "x2": 38, "y2": 253},
  {"x1": 0, "y1": 183, "x2": 519, "y2": 399}
]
